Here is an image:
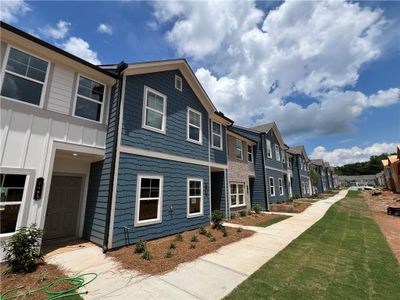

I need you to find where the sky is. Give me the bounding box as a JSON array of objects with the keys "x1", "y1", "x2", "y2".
[{"x1": 1, "y1": 0, "x2": 399, "y2": 166}]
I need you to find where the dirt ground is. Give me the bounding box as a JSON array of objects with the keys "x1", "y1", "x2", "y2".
[
  {"x1": 363, "y1": 190, "x2": 400, "y2": 262},
  {"x1": 269, "y1": 201, "x2": 311, "y2": 213},
  {"x1": 230, "y1": 213, "x2": 288, "y2": 226},
  {"x1": 107, "y1": 225, "x2": 253, "y2": 275},
  {"x1": 1, "y1": 262, "x2": 79, "y2": 300}
]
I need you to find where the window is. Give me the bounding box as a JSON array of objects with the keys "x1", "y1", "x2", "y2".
[
  {"x1": 235, "y1": 139, "x2": 243, "y2": 160},
  {"x1": 230, "y1": 183, "x2": 245, "y2": 207},
  {"x1": 187, "y1": 108, "x2": 202, "y2": 143},
  {"x1": 142, "y1": 86, "x2": 167, "y2": 133},
  {"x1": 266, "y1": 139, "x2": 272, "y2": 158},
  {"x1": 288, "y1": 157, "x2": 291, "y2": 168},
  {"x1": 302, "y1": 181, "x2": 306, "y2": 195},
  {"x1": 282, "y1": 151, "x2": 286, "y2": 163},
  {"x1": 248, "y1": 145, "x2": 253, "y2": 162},
  {"x1": 74, "y1": 76, "x2": 105, "y2": 122},
  {"x1": 1, "y1": 47, "x2": 48, "y2": 106},
  {"x1": 136, "y1": 175, "x2": 163, "y2": 226},
  {"x1": 275, "y1": 144, "x2": 281, "y2": 161},
  {"x1": 269, "y1": 177, "x2": 275, "y2": 196},
  {"x1": 187, "y1": 178, "x2": 203, "y2": 217},
  {"x1": 175, "y1": 75, "x2": 182, "y2": 91},
  {"x1": 0, "y1": 174, "x2": 26, "y2": 234},
  {"x1": 211, "y1": 121, "x2": 222, "y2": 150},
  {"x1": 278, "y1": 178, "x2": 284, "y2": 195}
]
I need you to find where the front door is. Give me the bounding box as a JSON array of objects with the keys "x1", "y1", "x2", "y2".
[{"x1": 44, "y1": 175, "x2": 82, "y2": 240}]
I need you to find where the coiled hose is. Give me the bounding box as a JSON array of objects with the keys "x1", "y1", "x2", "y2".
[{"x1": 1, "y1": 272, "x2": 97, "y2": 300}]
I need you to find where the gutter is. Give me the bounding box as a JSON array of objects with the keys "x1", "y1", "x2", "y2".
[
  {"x1": 103, "y1": 61, "x2": 128, "y2": 252},
  {"x1": 260, "y1": 133, "x2": 270, "y2": 211},
  {"x1": 297, "y1": 156, "x2": 302, "y2": 198}
]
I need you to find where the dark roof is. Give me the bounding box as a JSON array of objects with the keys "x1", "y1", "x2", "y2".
[
  {"x1": 227, "y1": 128, "x2": 257, "y2": 143},
  {"x1": 1, "y1": 21, "x2": 116, "y2": 78},
  {"x1": 251, "y1": 122, "x2": 274, "y2": 133},
  {"x1": 310, "y1": 159, "x2": 325, "y2": 166},
  {"x1": 288, "y1": 145, "x2": 310, "y2": 161}
]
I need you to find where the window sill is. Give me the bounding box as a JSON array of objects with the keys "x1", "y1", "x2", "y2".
[
  {"x1": 211, "y1": 145, "x2": 223, "y2": 151},
  {"x1": 187, "y1": 138, "x2": 203, "y2": 145},
  {"x1": 1, "y1": 95, "x2": 43, "y2": 109},
  {"x1": 187, "y1": 212, "x2": 204, "y2": 218},
  {"x1": 230, "y1": 204, "x2": 246, "y2": 208},
  {"x1": 142, "y1": 125, "x2": 166, "y2": 135},
  {"x1": 134, "y1": 218, "x2": 162, "y2": 227}
]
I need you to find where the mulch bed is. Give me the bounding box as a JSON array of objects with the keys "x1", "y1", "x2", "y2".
[
  {"x1": 107, "y1": 225, "x2": 253, "y2": 275},
  {"x1": 269, "y1": 201, "x2": 311, "y2": 213},
  {"x1": 1, "y1": 262, "x2": 79, "y2": 300},
  {"x1": 229, "y1": 213, "x2": 288, "y2": 226},
  {"x1": 364, "y1": 190, "x2": 400, "y2": 262}
]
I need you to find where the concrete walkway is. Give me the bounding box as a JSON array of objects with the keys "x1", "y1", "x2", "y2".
[{"x1": 47, "y1": 190, "x2": 348, "y2": 300}]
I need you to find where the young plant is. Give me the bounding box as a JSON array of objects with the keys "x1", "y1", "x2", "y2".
[
  {"x1": 221, "y1": 227, "x2": 228, "y2": 237},
  {"x1": 191, "y1": 235, "x2": 198, "y2": 242},
  {"x1": 239, "y1": 210, "x2": 247, "y2": 217},
  {"x1": 247, "y1": 209, "x2": 253, "y2": 216},
  {"x1": 199, "y1": 227, "x2": 208, "y2": 235},
  {"x1": 190, "y1": 243, "x2": 196, "y2": 249},
  {"x1": 209, "y1": 236, "x2": 216, "y2": 242},
  {"x1": 253, "y1": 204, "x2": 262, "y2": 214},
  {"x1": 206, "y1": 231, "x2": 212, "y2": 238},
  {"x1": 36, "y1": 272, "x2": 48, "y2": 283},
  {"x1": 236, "y1": 227, "x2": 242, "y2": 233},
  {"x1": 134, "y1": 240, "x2": 146, "y2": 254},
  {"x1": 4, "y1": 225, "x2": 44, "y2": 273},
  {"x1": 169, "y1": 241, "x2": 176, "y2": 250},
  {"x1": 211, "y1": 210, "x2": 224, "y2": 229},
  {"x1": 165, "y1": 250, "x2": 173, "y2": 258},
  {"x1": 175, "y1": 233, "x2": 183, "y2": 242},
  {"x1": 142, "y1": 249, "x2": 152, "y2": 261}
]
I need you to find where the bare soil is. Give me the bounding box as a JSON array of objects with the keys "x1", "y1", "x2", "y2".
[
  {"x1": 230, "y1": 213, "x2": 287, "y2": 226},
  {"x1": 269, "y1": 201, "x2": 311, "y2": 213},
  {"x1": 1, "y1": 262, "x2": 79, "y2": 300},
  {"x1": 363, "y1": 190, "x2": 400, "y2": 262},
  {"x1": 107, "y1": 225, "x2": 253, "y2": 275}
]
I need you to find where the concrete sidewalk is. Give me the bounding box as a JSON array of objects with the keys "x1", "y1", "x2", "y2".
[{"x1": 47, "y1": 190, "x2": 348, "y2": 300}]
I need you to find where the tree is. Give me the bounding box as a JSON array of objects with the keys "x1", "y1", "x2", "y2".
[
  {"x1": 310, "y1": 169, "x2": 320, "y2": 188},
  {"x1": 335, "y1": 153, "x2": 395, "y2": 176}
]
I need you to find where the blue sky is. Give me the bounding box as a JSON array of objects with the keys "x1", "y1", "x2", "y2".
[{"x1": 1, "y1": 0, "x2": 399, "y2": 166}]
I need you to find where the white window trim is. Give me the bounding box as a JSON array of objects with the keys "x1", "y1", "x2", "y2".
[
  {"x1": 275, "y1": 144, "x2": 281, "y2": 161},
  {"x1": 134, "y1": 174, "x2": 163, "y2": 227},
  {"x1": 230, "y1": 183, "x2": 246, "y2": 208},
  {"x1": 269, "y1": 177, "x2": 275, "y2": 196},
  {"x1": 72, "y1": 73, "x2": 106, "y2": 124},
  {"x1": 175, "y1": 75, "x2": 182, "y2": 91},
  {"x1": 187, "y1": 107, "x2": 202, "y2": 144},
  {"x1": 0, "y1": 169, "x2": 32, "y2": 238},
  {"x1": 266, "y1": 139, "x2": 272, "y2": 158},
  {"x1": 278, "y1": 178, "x2": 284, "y2": 195},
  {"x1": 302, "y1": 181, "x2": 306, "y2": 195},
  {"x1": 0, "y1": 45, "x2": 50, "y2": 109},
  {"x1": 187, "y1": 177, "x2": 204, "y2": 218},
  {"x1": 142, "y1": 86, "x2": 167, "y2": 134},
  {"x1": 282, "y1": 151, "x2": 286, "y2": 163},
  {"x1": 248, "y1": 145, "x2": 253, "y2": 162},
  {"x1": 211, "y1": 121, "x2": 223, "y2": 150},
  {"x1": 235, "y1": 139, "x2": 243, "y2": 160}
]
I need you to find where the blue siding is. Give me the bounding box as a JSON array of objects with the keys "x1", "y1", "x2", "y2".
[
  {"x1": 121, "y1": 70, "x2": 209, "y2": 162},
  {"x1": 264, "y1": 130, "x2": 285, "y2": 170},
  {"x1": 112, "y1": 153, "x2": 210, "y2": 248},
  {"x1": 291, "y1": 155, "x2": 311, "y2": 197},
  {"x1": 210, "y1": 122, "x2": 227, "y2": 165},
  {"x1": 266, "y1": 169, "x2": 287, "y2": 203},
  {"x1": 83, "y1": 81, "x2": 120, "y2": 245},
  {"x1": 211, "y1": 171, "x2": 227, "y2": 216}
]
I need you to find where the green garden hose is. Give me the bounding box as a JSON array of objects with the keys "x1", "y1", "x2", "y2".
[{"x1": 1, "y1": 272, "x2": 97, "y2": 300}]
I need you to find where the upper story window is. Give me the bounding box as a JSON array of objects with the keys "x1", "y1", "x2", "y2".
[
  {"x1": 275, "y1": 144, "x2": 281, "y2": 161},
  {"x1": 288, "y1": 157, "x2": 291, "y2": 168},
  {"x1": 211, "y1": 121, "x2": 222, "y2": 150},
  {"x1": 1, "y1": 47, "x2": 49, "y2": 106},
  {"x1": 74, "y1": 76, "x2": 105, "y2": 122},
  {"x1": 282, "y1": 150, "x2": 286, "y2": 163},
  {"x1": 248, "y1": 145, "x2": 253, "y2": 162},
  {"x1": 175, "y1": 75, "x2": 182, "y2": 91},
  {"x1": 266, "y1": 139, "x2": 272, "y2": 158},
  {"x1": 142, "y1": 86, "x2": 167, "y2": 134},
  {"x1": 187, "y1": 107, "x2": 202, "y2": 144},
  {"x1": 235, "y1": 139, "x2": 243, "y2": 160}
]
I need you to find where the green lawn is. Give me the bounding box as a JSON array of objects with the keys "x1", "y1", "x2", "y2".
[
  {"x1": 258, "y1": 215, "x2": 291, "y2": 227},
  {"x1": 226, "y1": 190, "x2": 400, "y2": 299}
]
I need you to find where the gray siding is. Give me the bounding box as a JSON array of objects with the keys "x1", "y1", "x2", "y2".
[
  {"x1": 121, "y1": 70, "x2": 209, "y2": 162},
  {"x1": 112, "y1": 153, "x2": 210, "y2": 248}
]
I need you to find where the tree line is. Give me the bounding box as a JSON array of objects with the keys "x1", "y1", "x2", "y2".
[{"x1": 335, "y1": 153, "x2": 395, "y2": 176}]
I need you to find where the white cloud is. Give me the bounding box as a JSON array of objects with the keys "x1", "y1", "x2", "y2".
[
  {"x1": 311, "y1": 143, "x2": 399, "y2": 166},
  {"x1": 97, "y1": 23, "x2": 113, "y2": 35},
  {"x1": 61, "y1": 37, "x2": 101, "y2": 64},
  {"x1": 0, "y1": 0, "x2": 30, "y2": 23},
  {"x1": 152, "y1": 0, "x2": 398, "y2": 140},
  {"x1": 40, "y1": 20, "x2": 71, "y2": 39}
]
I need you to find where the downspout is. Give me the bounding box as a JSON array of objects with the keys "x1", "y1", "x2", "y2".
[
  {"x1": 297, "y1": 156, "x2": 302, "y2": 198},
  {"x1": 260, "y1": 133, "x2": 269, "y2": 211},
  {"x1": 103, "y1": 61, "x2": 127, "y2": 253}
]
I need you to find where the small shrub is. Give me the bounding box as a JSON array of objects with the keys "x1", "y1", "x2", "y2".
[
  {"x1": 253, "y1": 204, "x2": 262, "y2": 214},
  {"x1": 165, "y1": 250, "x2": 173, "y2": 258},
  {"x1": 239, "y1": 210, "x2": 247, "y2": 217},
  {"x1": 209, "y1": 236, "x2": 216, "y2": 242},
  {"x1": 222, "y1": 228, "x2": 228, "y2": 237},
  {"x1": 206, "y1": 231, "x2": 212, "y2": 238},
  {"x1": 211, "y1": 210, "x2": 224, "y2": 229},
  {"x1": 247, "y1": 209, "x2": 253, "y2": 215},
  {"x1": 199, "y1": 227, "x2": 208, "y2": 235},
  {"x1": 292, "y1": 194, "x2": 301, "y2": 200},
  {"x1": 191, "y1": 235, "x2": 198, "y2": 242},
  {"x1": 142, "y1": 249, "x2": 152, "y2": 260},
  {"x1": 4, "y1": 225, "x2": 44, "y2": 273},
  {"x1": 190, "y1": 243, "x2": 196, "y2": 249},
  {"x1": 175, "y1": 233, "x2": 183, "y2": 242},
  {"x1": 169, "y1": 241, "x2": 176, "y2": 249},
  {"x1": 37, "y1": 272, "x2": 48, "y2": 283},
  {"x1": 134, "y1": 240, "x2": 146, "y2": 254},
  {"x1": 236, "y1": 227, "x2": 242, "y2": 233}
]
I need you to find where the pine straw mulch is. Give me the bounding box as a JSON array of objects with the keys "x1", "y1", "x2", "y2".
[
  {"x1": 1, "y1": 262, "x2": 80, "y2": 300},
  {"x1": 229, "y1": 213, "x2": 289, "y2": 226},
  {"x1": 363, "y1": 190, "x2": 400, "y2": 262},
  {"x1": 107, "y1": 225, "x2": 253, "y2": 275},
  {"x1": 269, "y1": 201, "x2": 311, "y2": 213}
]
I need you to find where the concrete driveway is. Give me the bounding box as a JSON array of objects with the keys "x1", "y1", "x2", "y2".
[{"x1": 47, "y1": 190, "x2": 348, "y2": 299}]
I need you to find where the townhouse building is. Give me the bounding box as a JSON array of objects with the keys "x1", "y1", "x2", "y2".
[
  {"x1": 287, "y1": 146, "x2": 312, "y2": 198},
  {"x1": 310, "y1": 159, "x2": 328, "y2": 193}
]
